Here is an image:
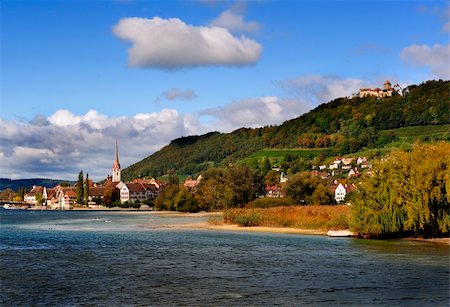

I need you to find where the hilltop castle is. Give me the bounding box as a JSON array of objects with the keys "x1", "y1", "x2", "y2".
[{"x1": 359, "y1": 80, "x2": 396, "y2": 98}]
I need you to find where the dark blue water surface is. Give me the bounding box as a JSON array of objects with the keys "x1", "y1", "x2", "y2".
[{"x1": 1, "y1": 209, "x2": 449, "y2": 306}]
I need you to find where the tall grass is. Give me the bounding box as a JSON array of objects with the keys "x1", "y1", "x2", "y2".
[{"x1": 223, "y1": 206, "x2": 351, "y2": 230}]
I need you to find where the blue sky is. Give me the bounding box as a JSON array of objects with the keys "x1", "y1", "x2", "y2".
[{"x1": 1, "y1": 0, "x2": 449, "y2": 180}]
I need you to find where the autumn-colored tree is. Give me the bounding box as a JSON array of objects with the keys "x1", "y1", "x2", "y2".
[
  {"x1": 0, "y1": 188, "x2": 15, "y2": 201},
  {"x1": 351, "y1": 142, "x2": 450, "y2": 237},
  {"x1": 102, "y1": 187, "x2": 119, "y2": 207},
  {"x1": 154, "y1": 184, "x2": 198, "y2": 212}
]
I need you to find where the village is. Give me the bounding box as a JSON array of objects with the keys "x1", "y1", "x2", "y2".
[{"x1": 17, "y1": 139, "x2": 373, "y2": 210}]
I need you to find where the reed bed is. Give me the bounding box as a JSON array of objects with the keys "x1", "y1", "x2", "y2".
[{"x1": 223, "y1": 205, "x2": 351, "y2": 230}]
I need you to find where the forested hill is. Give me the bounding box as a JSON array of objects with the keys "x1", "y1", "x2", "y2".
[{"x1": 122, "y1": 80, "x2": 449, "y2": 180}]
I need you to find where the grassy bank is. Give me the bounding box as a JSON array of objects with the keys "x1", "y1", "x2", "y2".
[{"x1": 223, "y1": 206, "x2": 351, "y2": 230}]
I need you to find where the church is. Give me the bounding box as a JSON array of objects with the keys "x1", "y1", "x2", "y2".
[{"x1": 106, "y1": 140, "x2": 121, "y2": 183}]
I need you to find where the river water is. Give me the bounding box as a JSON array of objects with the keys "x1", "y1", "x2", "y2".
[{"x1": 0, "y1": 210, "x2": 448, "y2": 306}]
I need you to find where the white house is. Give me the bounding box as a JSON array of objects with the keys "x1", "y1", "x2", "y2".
[
  {"x1": 334, "y1": 183, "x2": 347, "y2": 203},
  {"x1": 120, "y1": 183, "x2": 159, "y2": 203},
  {"x1": 361, "y1": 162, "x2": 372, "y2": 169},
  {"x1": 329, "y1": 164, "x2": 338, "y2": 170},
  {"x1": 120, "y1": 183, "x2": 145, "y2": 203},
  {"x1": 333, "y1": 157, "x2": 342, "y2": 165},
  {"x1": 280, "y1": 172, "x2": 288, "y2": 183},
  {"x1": 24, "y1": 186, "x2": 44, "y2": 205},
  {"x1": 357, "y1": 157, "x2": 367, "y2": 165},
  {"x1": 342, "y1": 158, "x2": 353, "y2": 165},
  {"x1": 348, "y1": 168, "x2": 357, "y2": 178}
]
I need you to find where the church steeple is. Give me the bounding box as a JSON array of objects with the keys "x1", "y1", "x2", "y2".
[{"x1": 112, "y1": 139, "x2": 121, "y2": 182}]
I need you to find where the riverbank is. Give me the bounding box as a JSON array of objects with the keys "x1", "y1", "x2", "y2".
[
  {"x1": 145, "y1": 211, "x2": 450, "y2": 244},
  {"x1": 15, "y1": 208, "x2": 450, "y2": 244}
]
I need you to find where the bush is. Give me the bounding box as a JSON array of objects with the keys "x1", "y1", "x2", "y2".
[
  {"x1": 224, "y1": 206, "x2": 351, "y2": 230},
  {"x1": 245, "y1": 197, "x2": 293, "y2": 208},
  {"x1": 235, "y1": 214, "x2": 260, "y2": 227}
]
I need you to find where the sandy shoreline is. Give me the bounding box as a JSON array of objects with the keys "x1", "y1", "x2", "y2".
[
  {"x1": 165, "y1": 221, "x2": 328, "y2": 235},
  {"x1": 39, "y1": 209, "x2": 450, "y2": 244}
]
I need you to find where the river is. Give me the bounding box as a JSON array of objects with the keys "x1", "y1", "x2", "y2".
[{"x1": 1, "y1": 209, "x2": 448, "y2": 306}]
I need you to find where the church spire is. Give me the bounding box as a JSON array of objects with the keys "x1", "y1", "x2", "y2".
[
  {"x1": 112, "y1": 139, "x2": 121, "y2": 182},
  {"x1": 114, "y1": 139, "x2": 120, "y2": 168}
]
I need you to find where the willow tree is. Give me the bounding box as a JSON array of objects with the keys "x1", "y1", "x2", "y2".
[{"x1": 351, "y1": 142, "x2": 450, "y2": 237}]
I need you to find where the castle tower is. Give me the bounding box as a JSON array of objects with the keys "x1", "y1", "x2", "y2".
[
  {"x1": 384, "y1": 80, "x2": 392, "y2": 90},
  {"x1": 112, "y1": 140, "x2": 121, "y2": 182}
]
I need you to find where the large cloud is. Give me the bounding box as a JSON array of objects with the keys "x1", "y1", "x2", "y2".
[
  {"x1": 0, "y1": 109, "x2": 205, "y2": 181},
  {"x1": 275, "y1": 75, "x2": 371, "y2": 105},
  {"x1": 113, "y1": 17, "x2": 262, "y2": 69},
  {"x1": 400, "y1": 44, "x2": 450, "y2": 79},
  {"x1": 200, "y1": 96, "x2": 312, "y2": 132}
]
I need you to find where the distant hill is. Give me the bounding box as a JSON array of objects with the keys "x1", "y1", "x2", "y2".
[
  {"x1": 122, "y1": 80, "x2": 450, "y2": 180},
  {"x1": 0, "y1": 178, "x2": 73, "y2": 191}
]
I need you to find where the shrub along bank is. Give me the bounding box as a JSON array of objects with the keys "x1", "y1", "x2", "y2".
[{"x1": 224, "y1": 206, "x2": 351, "y2": 230}]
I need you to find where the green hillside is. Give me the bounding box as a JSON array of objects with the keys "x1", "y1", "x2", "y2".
[{"x1": 122, "y1": 80, "x2": 450, "y2": 180}]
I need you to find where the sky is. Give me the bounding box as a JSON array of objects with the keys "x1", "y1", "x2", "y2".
[{"x1": 1, "y1": 0, "x2": 449, "y2": 181}]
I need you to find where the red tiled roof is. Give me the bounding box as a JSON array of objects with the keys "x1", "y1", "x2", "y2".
[
  {"x1": 46, "y1": 189, "x2": 56, "y2": 198},
  {"x1": 141, "y1": 183, "x2": 157, "y2": 191},
  {"x1": 25, "y1": 186, "x2": 44, "y2": 197},
  {"x1": 66, "y1": 190, "x2": 76, "y2": 198},
  {"x1": 88, "y1": 187, "x2": 105, "y2": 197},
  {"x1": 125, "y1": 183, "x2": 146, "y2": 193}
]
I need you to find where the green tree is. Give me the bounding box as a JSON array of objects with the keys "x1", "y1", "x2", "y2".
[
  {"x1": 16, "y1": 187, "x2": 27, "y2": 201},
  {"x1": 173, "y1": 186, "x2": 198, "y2": 212},
  {"x1": 311, "y1": 183, "x2": 335, "y2": 205},
  {"x1": 84, "y1": 173, "x2": 90, "y2": 206},
  {"x1": 196, "y1": 169, "x2": 233, "y2": 210},
  {"x1": 76, "y1": 171, "x2": 84, "y2": 205},
  {"x1": 154, "y1": 184, "x2": 198, "y2": 212},
  {"x1": 35, "y1": 192, "x2": 44, "y2": 206},
  {"x1": 261, "y1": 157, "x2": 271, "y2": 174},
  {"x1": 283, "y1": 171, "x2": 333, "y2": 205}
]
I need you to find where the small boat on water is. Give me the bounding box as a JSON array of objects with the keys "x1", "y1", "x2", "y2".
[
  {"x1": 327, "y1": 230, "x2": 355, "y2": 237},
  {"x1": 2, "y1": 203, "x2": 29, "y2": 210}
]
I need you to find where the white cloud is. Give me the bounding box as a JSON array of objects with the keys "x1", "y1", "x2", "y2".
[
  {"x1": 275, "y1": 75, "x2": 371, "y2": 105},
  {"x1": 210, "y1": 10, "x2": 260, "y2": 33},
  {"x1": 0, "y1": 109, "x2": 204, "y2": 181},
  {"x1": 200, "y1": 96, "x2": 312, "y2": 132},
  {"x1": 400, "y1": 44, "x2": 450, "y2": 79},
  {"x1": 113, "y1": 17, "x2": 262, "y2": 69},
  {"x1": 158, "y1": 88, "x2": 198, "y2": 101}
]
